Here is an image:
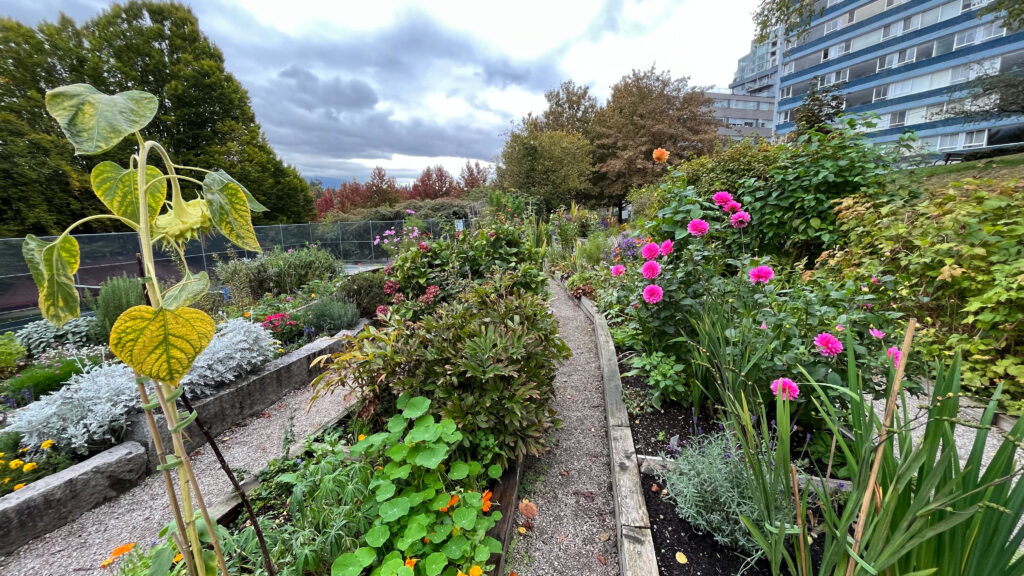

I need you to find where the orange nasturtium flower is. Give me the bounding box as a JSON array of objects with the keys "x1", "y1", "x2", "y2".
[
  {"x1": 357, "y1": 434, "x2": 366, "y2": 442},
  {"x1": 469, "y1": 566, "x2": 483, "y2": 576},
  {"x1": 482, "y1": 490, "x2": 493, "y2": 512},
  {"x1": 110, "y1": 543, "x2": 136, "y2": 558},
  {"x1": 174, "y1": 553, "x2": 183, "y2": 563},
  {"x1": 439, "y1": 493, "x2": 459, "y2": 512},
  {"x1": 652, "y1": 147, "x2": 670, "y2": 163},
  {"x1": 243, "y1": 311, "x2": 251, "y2": 318},
  {"x1": 405, "y1": 557, "x2": 419, "y2": 569}
]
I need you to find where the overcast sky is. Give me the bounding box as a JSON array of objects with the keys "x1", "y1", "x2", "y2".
[{"x1": 5, "y1": 0, "x2": 758, "y2": 185}]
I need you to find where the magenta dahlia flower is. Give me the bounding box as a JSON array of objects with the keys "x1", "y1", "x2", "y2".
[
  {"x1": 712, "y1": 191, "x2": 734, "y2": 206},
  {"x1": 610, "y1": 265, "x2": 626, "y2": 277},
  {"x1": 748, "y1": 265, "x2": 774, "y2": 284},
  {"x1": 731, "y1": 211, "x2": 751, "y2": 228},
  {"x1": 641, "y1": 260, "x2": 662, "y2": 279},
  {"x1": 814, "y1": 333, "x2": 844, "y2": 357},
  {"x1": 869, "y1": 328, "x2": 885, "y2": 339},
  {"x1": 771, "y1": 377, "x2": 800, "y2": 400},
  {"x1": 642, "y1": 284, "x2": 663, "y2": 304},
  {"x1": 722, "y1": 200, "x2": 743, "y2": 213},
  {"x1": 641, "y1": 242, "x2": 661, "y2": 260},
  {"x1": 660, "y1": 239, "x2": 674, "y2": 255},
  {"x1": 687, "y1": 219, "x2": 710, "y2": 236}
]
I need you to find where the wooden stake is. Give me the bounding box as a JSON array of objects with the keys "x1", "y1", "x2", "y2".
[
  {"x1": 791, "y1": 464, "x2": 809, "y2": 576},
  {"x1": 845, "y1": 319, "x2": 917, "y2": 576}
]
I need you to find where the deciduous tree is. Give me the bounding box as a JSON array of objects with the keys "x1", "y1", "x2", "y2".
[
  {"x1": 540, "y1": 80, "x2": 598, "y2": 136},
  {"x1": 408, "y1": 165, "x2": 459, "y2": 200},
  {"x1": 496, "y1": 119, "x2": 593, "y2": 211},
  {"x1": 458, "y1": 160, "x2": 490, "y2": 192}
]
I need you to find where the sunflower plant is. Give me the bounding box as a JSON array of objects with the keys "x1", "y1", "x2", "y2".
[{"x1": 24, "y1": 83, "x2": 267, "y2": 576}]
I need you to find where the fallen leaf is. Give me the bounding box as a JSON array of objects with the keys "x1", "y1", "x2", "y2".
[
  {"x1": 581, "y1": 491, "x2": 594, "y2": 501},
  {"x1": 599, "y1": 532, "x2": 611, "y2": 542},
  {"x1": 519, "y1": 500, "x2": 538, "y2": 519},
  {"x1": 676, "y1": 551, "x2": 688, "y2": 564},
  {"x1": 560, "y1": 469, "x2": 569, "y2": 476},
  {"x1": 261, "y1": 412, "x2": 271, "y2": 418},
  {"x1": 522, "y1": 519, "x2": 534, "y2": 530},
  {"x1": 557, "y1": 534, "x2": 567, "y2": 542},
  {"x1": 517, "y1": 527, "x2": 527, "y2": 535},
  {"x1": 597, "y1": 554, "x2": 607, "y2": 565}
]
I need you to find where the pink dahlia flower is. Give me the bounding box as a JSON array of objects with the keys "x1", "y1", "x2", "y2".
[
  {"x1": 722, "y1": 200, "x2": 743, "y2": 213},
  {"x1": 641, "y1": 260, "x2": 662, "y2": 279},
  {"x1": 660, "y1": 239, "x2": 674, "y2": 255},
  {"x1": 887, "y1": 346, "x2": 901, "y2": 367},
  {"x1": 687, "y1": 219, "x2": 710, "y2": 237},
  {"x1": 869, "y1": 328, "x2": 885, "y2": 339},
  {"x1": 771, "y1": 377, "x2": 800, "y2": 400},
  {"x1": 712, "y1": 191, "x2": 734, "y2": 206},
  {"x1": 642, "y1": 284, "x2": 663, "y2": 304},
  {"x1": 814, "y1": 333, "x2": 843, "y2": 357},
  {"x1": 611, "y1": 265, "x2": 626, "y2": 277},
  {"x1": 731, "y1": 211, "x2": 751, "y2": 228},
  {"x1": 748, "y1": 265, "x2": 774, "y2": 284},
  {"x1": 641, "y1": 242, "x2": 661, "y2": 260}
]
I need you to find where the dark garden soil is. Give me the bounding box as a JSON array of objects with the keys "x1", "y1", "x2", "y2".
[
  {"x1": 621, "y1": 361, "x2": 724, "y2": 456},
  {"x1": 643, "y1": 471, "x2": 772, "y2": 576}
]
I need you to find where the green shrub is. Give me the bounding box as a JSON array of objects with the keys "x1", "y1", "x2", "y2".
[
  {"x1": 215, "y1": 246, "x2": 337, "y2": 305},
  {"x1": 661, "y1": 433, "x2": 763, "y2": 552},
  {"x1": 624, "y1": 351, "x2": 689, "y2": 409},
  {"x1": 574, "y1": 230, "x2": 608, "y2": 267},
  {"x1": 299, "y1": 297, "x2": 360, "y2": 335},
  {"x1": 336, "y1": 271, "x2": 386, "y2": 317},
  {"x1": 0, "y1": 431, "x2": 72, "y2": 497},
  {"x1": 0, "y1": 332, "x2": 26, "y2": 378},
  {"x1": 15, "y1": 316, "x2": 98, "y2": 357},
  {"x1": 87, "y1": 275, "x2": 145, "y2": 342},
  {"x1": 2, "y1": 356, "x2": 91, "y2": 405}
]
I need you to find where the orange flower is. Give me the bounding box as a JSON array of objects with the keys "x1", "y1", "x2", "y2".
[
  {"x1": 357, "y1": 434, "x2": 366, "y2": 442},
  {"x1": 110, "y1": 543, "x2": 136, "y2": 558},
  {"x1": 243, "y1": 311, "x2": 251, "y2": 318},
  {"x1": 99, "y1": 558, "x2": 114, "y2": 569},
  {"x1": 13, "y1": 483, "x2": 25, "y2": 491},
  {"x1": 652, "y1": 147, "x2": 670, "y2": 163},
  {"x1": 482, "y1": 490, "x2": 493, "y2": 512},
  {"x1": 440, "y1": 493, "x2": 460, "y2": 512},
  {"x1": 173, "y1": 553, "x2": 183, "y2": 563},
  {"x1": 405, "y1": 557, "x2": 418, "y2": 568},
  {"x1": 469, "y1": 566, "x2": 483, "y2": 576}
]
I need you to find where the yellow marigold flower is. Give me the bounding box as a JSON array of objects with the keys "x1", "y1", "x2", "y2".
[
  {"x1": 458, "y1": 572, "x2": 468, "y2": 576},
  {"x1": 3, "y1": 477, "x2": 9, "y2": 484},
  {"x1": 22, "y1": 462, "x2": 38, "y2": 473},
  {"x1": 0, "y1": 461, "x2": 5, "y2": 467},
  {"x1": 110, "y1": 542, "x2": 136, "y2": 558},
  {"x1": 243, "y1": 311, "x2": 251, "y2": 318},
  {"x1": 19, "y1": 446, "x2": 29, "y2": 453},
  {"x1": 357, "y1": 434, "x2": 366, "y2": 442},
  {"x1": 0, "y1": 452, "x2": 4, "y2": 458},
  {"x1": 99, "y1": 557, "x2": 114, "y2": 569},
  {"x1": 469, "y1": 566, "x2": 483, "y2": 576},
  {"x1": 9, "y1": 459, "x2": 24, "y2": 470},
  {"x1": 41, "y1": 440, "x2": 54, "y2": 450},
  {"x1": 13, "y1": 483, "x2": 26, "y2": 491}
]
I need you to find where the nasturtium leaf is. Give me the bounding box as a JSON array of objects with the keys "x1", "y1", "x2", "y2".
[
  {"x1": 384, "y1": 462, "x2": 412, "y2": 480},
  {"x1": 45, "y1": 84, "x2": 158, "y2": 155},
  {"x1": 23, "y1": 234, "x2": 81, "y2": 328},
  {"x1": 379, "y1": 497, "x2": 411, "y2": 523},
  {"x1": 483, "y1": 536, "x2": 502, "y2": 553},
  {"x1": 411, "y1": 443, "x2": 447, "y2": 470},
  {"x1": 441, "y1": 535, "x2": 468, "y2": 560},
  {"x1": 365, "y1": 525, "x2": 390, "y2": 547},
  {"x1": 448, "y1": 461, "x2": 469, "y2": 480},
  {"x1": 203, "y1": 170, "x2": 261, "y2": 252},
  {"x1": 161, "y1": 270, "x2": 210, "y2": 310},
  {"x1": 430, "y1": 493, "x2": 451, "y2": 510},
  {"x1": 91, "y1": 162, "x2": 165, "y2": 224},
  {"x1": 453, "y1": 507, "x2": 477, "y2": 530},
  {"x1": 466, "y1": 461, "x2": 482, "y2": 477},
  {"x1": 109, "y1": 305, "x2": 215, "y2": 384},
  {"x1": 423, "y1": 552, "x2": 448, "y2": 576},
  {"x1": 402, "y1": 396, "x2": 431, "y2": 419},
  {"x1": 473, "y1": 544, "x2": 491, "y2": 563},
  {"x1": 330, "y1": 547, "x2": 376, "y2": 576},
  {"x1": 387, "y1": 443, "x2": 410, "y2": 462},
  {"x1": 388, "y1": 414, "x2": 408, "y2": 433},
  {"x1": 147, "y1": 545, "x2": 174, "y2": 576},
  {"x1": 487, "y1": 464, "x2": 503, "y2": 479},
  {"x1": 402, "y1": 520, "x2": 427, "y2": 543},
  {"x1": 375, "y1": 480, "x2": 396, "y2": 502}
]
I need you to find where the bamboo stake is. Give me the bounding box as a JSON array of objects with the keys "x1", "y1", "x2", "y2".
[
  {"x1": 845, "y1": 318, "x2": 917, "y2": 576},
  {"x1": 791, "y1": 464, "x2": 809, "y2": 576}
]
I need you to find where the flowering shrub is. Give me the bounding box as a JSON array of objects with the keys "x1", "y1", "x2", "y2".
[
  {"x1": 260, "y1": 312, "x2": 303, "y2": 344},
  {"x1": 214, "y1": 245, "x2": 338, "y2": 306},
  {"x1": 0, "y1": 435, "x2": 70, "y2": 497}
]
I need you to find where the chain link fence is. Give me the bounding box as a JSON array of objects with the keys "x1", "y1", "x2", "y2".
[{"x1": 0, "y1": 219, "x2": 467, "y2": 331}]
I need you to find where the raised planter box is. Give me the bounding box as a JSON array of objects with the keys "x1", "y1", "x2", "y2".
[{"x1": 0, "y1": 442, "x2": 147, "y2": 555}]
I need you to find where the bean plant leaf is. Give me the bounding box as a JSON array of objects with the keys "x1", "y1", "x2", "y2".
[
  {"x1": 45, "y1": 84, "x2": 158, "y2": 155},
  {"x1": 91, "y1": 162, "x2": 165, "y2": 224},
  {"x1": 109, "y1": 305, "x2": 215, "y2": 384},
  {"x1": 365, "y1": 525, "x2": 390, "y2": 548},
  {"x1": 161, "y1": 270, "x2": 210, "y2": 310},
  {"x1": 423, "y1": 552, "x2": 447, "y2": 576},
  {"x1": 23, "y1": 234, "x2": 81, "y2": 328},
  {"x1": 203, "y1": 170, "x2": 262, "y2": 252}
]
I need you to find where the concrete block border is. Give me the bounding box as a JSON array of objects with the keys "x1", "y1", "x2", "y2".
[{"x1": 556, "y1": 282, "x2": 660, "y2": 576}]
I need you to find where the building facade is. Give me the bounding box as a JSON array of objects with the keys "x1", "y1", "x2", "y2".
[
  {"x1": 730, "y1": 34, "x2": 783, "y2": 97},
  {"x1": 774, "y1": 0, "x2": 1024, "y2": 153},
  {"x1": 709, "y1": 92, "x2": 776, "y2": 140}
]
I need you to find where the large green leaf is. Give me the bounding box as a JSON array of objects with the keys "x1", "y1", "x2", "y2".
[
  {"x1": 91, "y1": 161, "x2": 165, "y2": 224},
  {"x1": 23, "y1": 234, "x2": 81, "y2": 328},
  {"x1": 45, "y1": 84, "x2": 158, "y2": 155},
  {"x1": 330, "y1": 547, "x2": 376, "y2": 576},
  {"x1": 379, "y1": 497, "x2": 411, "y2": 523},
  {"x1": 203, "y1": 170, "x2": 261, "y2": 252},
  {"x1": 109, "y1": 305, "x2": 215, "y2": 384},
  {"x1": 161, "y1": 270, "x2": 210, "y2": 310},
  {"x1": 365, "y1": 525, "x2": 390, "y2": 548}
]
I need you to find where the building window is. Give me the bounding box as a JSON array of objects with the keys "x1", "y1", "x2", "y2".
[
  {"x1": 955, "y1": 28, "x2": 978, "y2": 48},
  {"x1": 824, "y1": 17, "x2": 844, "y2": 34},
  {"x1": 779, "y1": 110, "x2": 793, "y2": 123},
  {"x1": 961, "y1": 0, "x2": 993, "y2": 12},
  {"x1": 783, "y1": 61, "x2": 795, "y2": 75},
  {"x1": 780, "y1": 85, "x2": 794, "y2": 99},
  {"x1": 950, "y1": 63, "x2": 971, "y2": 83},
  {"x1": 881, "y1": 21, "x2": 901, "y2": 40},
  {"x1": 873, "y1": 85, "x2": 889, "y2": 102},
  {"x1": 758, "y1": 101, "x2": 771, "y2": 110},
  {"x1": 823, "y1": 39, "x2": 852, "y2": 62},
  {"x1": 938, "y1": 133, "x2": 959, "y2": 150},
  {"x1": 963, "y1": 129, "x2": 987, "y2": 148},
  {"x1": 885, "y1": 0, "x2": 908, "y2": 8},
  {"x1": 902, "y1": 14, "x2": 921, "y2": 33},
  {"x1": 819, "y1": 69, "x2": 850, "y2": 87},
  {"x1": 758, "y1": 119, "x2": 771, "y2": 127},
  {"x1": 878, "y1": 46, "x2": 917, "y2": 70},
  {"x1": 827, "y1": 0, "x2": 842, "y2": 7},
  {"x1": 713, "y1": 99, "x2": 730, "y2": 108},
  {"x1": 890, "y1": 79, "x2": 913, "y2": 97},
  {"x1": 889, "y1": 110, "x2": 907, "y2": 127}
]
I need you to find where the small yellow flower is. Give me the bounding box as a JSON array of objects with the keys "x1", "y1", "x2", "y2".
[
  {"x1": 41, "y1": 440, "x2": 54, "y2": 450},
  {"x1": 99, "y1": 557, "x2": 113, "y2": 569},
  {"x1": 19, "y1": 447, "x2": 29, "y2": 453},
  {"x1": 243, "y1": 311, "x2": 251, "y2": 318},
  {"x1": 13, "y1": 483, "x2": 26, "y2": 491},
  {"x1": 3, "y1": 477, "x2": 9, "y2": 484},
  {"x1": 357, "y1": 434, "x2": 366, "y2": 442},
  {"x1": 22, "y1": 462, "x2": 38, "y2": 473},
  {"x1": 311, "y1": 293, "x2": 316, "y2": 298},
  {"x1": 0, "y1": 452, "x2": 4, "y2": 458},
  {"x1": 277, "y1": 348, "x2": 284, "y2": 353},
  {"x1": 173, "y1": 553, "x2": 183, "y2": 563},
  {"x1": 469, "y1": 566, "x2": 483, "y2": 576},
  {"x1": 9, "y1": 459, "x2": 24, "y2": 470}
]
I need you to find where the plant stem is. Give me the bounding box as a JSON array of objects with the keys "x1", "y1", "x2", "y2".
[{"x1": 180, "y1": 393, "x2": 276, "y2": 575}]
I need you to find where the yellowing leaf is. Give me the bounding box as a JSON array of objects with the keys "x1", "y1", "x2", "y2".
[
  {"x1": 675, "y1": 551, "x2": 688, "y2": 564},
  {"x1": 23, "y1": 234, "x2": 80, "y2": 328},
  {"x1": 109, "y1": 306, "x2": 215, "y2": 385},
  {"x1": 161, "y1": 270, "x2": 210, "y2": 310},
  {"x1": 91, "y1": 162, "x2": 165, "y2": 224},
  {"x1": 44, "y1": 84, "x2": 157, "y2": 155},
  {"x1": 203, "y1": 170, "x2": 261, "y2": 252}
]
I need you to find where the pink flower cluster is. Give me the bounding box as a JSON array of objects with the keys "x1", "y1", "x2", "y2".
[
  {"x1": 687, "y1": 219, "x2": 709, "y2": 236},
  {"x1": 383, "y1": 279, "x2": 400, "y2": 295},
  {"x1": 418, "y1": 284, "x2": 440, "y2": 305},
  {"x1": 711, "y1": 190, "x2": 752, "y2": 228},
  {"x1": 641, "y1": 242, "x2": 660, "y2": 260},
  {"x1": 610, "y1": 265, "x2": 625, "y2": 277},
  {"x1": 418, "y1": 241, "x2": 430, "y2": 252},
  {"x1": 643, "y1": 285, "x2": 663, "y2": 304},
  {"x1": 261, "y1": 313, "x2": 297, "y2": 333},
  {"x1": 376, "y1": 305, "x2": 390, "y2": 318},
  {"x1": 887, "y1": 346, "x2": 901, "y2": 368},
  {"x1": 641, "y1": 260, "x2": 662, "y2": 279}
]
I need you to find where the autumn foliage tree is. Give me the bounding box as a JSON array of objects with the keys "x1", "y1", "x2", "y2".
[
  {"x1": 408, "y1": 165, "x2": 460, "y2": 200},
  {"x1": 458, "y1": 160, "x2": 490, "y2": 192},
  {"x1": 589, "y1": 66, "x2": 718, "y2": 211}
]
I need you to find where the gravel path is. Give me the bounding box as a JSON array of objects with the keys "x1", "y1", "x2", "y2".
[
  {"x1": 505, "y1": 282, "x2": 619, "y2": 576},
  {"x1": 0, "y1": 379, "x2": 355, "y2": 576}
]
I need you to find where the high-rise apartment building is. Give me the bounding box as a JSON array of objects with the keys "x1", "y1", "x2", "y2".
[
  {"x1": 730, "y1": 34, "x2": 783, "y2": 97},
  {"x1": 774, "y1": 0, "x2": 1024, "y2": 152},
  {"x1": 709, "y1": 92, "x2": 776, "y2": 140}
]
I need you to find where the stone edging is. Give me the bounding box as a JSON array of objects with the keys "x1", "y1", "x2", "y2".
[
  {"x1": 0, "y1": 320, "x2": 369, "y2": 556},
  {"x1": 556, "y1": 283, "x2": 660, "y2": 576}
]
